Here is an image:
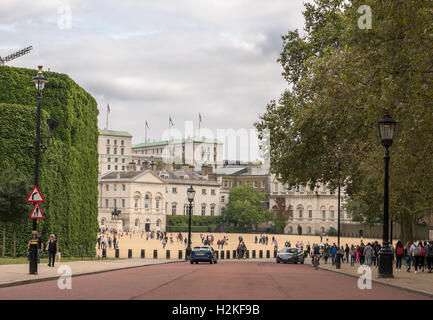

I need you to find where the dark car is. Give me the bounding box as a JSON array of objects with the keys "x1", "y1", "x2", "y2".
[
  {"x1": 190, "y1": 245, "x2": 218, "y2": 264},
  {"x1": 276, "y1": 247, "x2": 305, "y2": 264}
]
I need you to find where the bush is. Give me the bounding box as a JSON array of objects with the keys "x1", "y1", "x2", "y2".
[
  {"x1": 166, "y1": 216, "x2": 223, "y2": 226},
  {"x1": 328, "y1": 227, "x2": 338, "y2": 236},
  {"x1": 0, "y1": 66, "x2": 99, "y2": 256}
]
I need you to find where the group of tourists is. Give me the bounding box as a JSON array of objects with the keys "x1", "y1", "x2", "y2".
[
  {"x1": 217, "y1": 236, "x2": 229, "y2": 249},
  {"x1": 310, "y1": 239, "x2": 433, "y2": 274},
  {"x1": 255, "y1": 234, "x2": 269, "y2": 245},
  {"x1": 97, "y1": 235, "x2": 119, "y2": 250}
]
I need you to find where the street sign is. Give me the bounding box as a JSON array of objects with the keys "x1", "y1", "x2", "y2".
[
  {"x1": 26, "y1": 186, "x2": 45, "y2": 203},
  {"x1": 29, "y1": 203, "x2": 44, "y2": 219}
]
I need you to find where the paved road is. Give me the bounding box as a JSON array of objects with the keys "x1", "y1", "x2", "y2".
[{"x1": 0, "y1": 261, "x2": 429, "y2": 300}]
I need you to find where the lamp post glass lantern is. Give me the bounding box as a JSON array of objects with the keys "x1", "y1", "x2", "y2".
[
  {"x1": 186, "y1": 186, "x2": 195, "y2": 260},
  {"x1": 377, "y1": 112, "x2": 396, "y2": 279},
  {"x1": 28, "y1": 66, "x2": 48, "y2": 275}
]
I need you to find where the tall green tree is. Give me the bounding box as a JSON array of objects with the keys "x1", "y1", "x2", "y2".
[
  {"x1": 224, "y1": 184, "x2": 274, "y2": 229},
  {"x1": 0, "y1": 168, "x2": 31, "y2": 257},
  {"x1": 256, "y1": 0, "x2": 433, "y2": 243}
]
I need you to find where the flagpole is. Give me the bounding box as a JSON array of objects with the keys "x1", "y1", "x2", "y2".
[
  {"x1": 145, "y1": 122, "x2": 147, "y2": 144},
  {"x1": 106, "y1": 104, "x2": 109, "y2": 129}
]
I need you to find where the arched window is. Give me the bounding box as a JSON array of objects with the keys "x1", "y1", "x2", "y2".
[
  {"x1": 101, "y1": 218, "x2": 106, "y2": 226},
  {"x1": 210, "y1": 204, "x2": 215, "y2": 216},
  {"x1": 156, "y1": 219, "x2": 161, "y2": 227},
  {"x1": 145, "y1": 194, "x2": 150, "y2": 209},
  {"x1": 297, "y1": 205, "x2": 304, "y2": 220},
  {"x1": 307, "y1": 227, "x2": 312, "y2": 234},
  {"x1": 321, "y1": 206, "x2": 326, "y2": 219},
  {"x1": 172, "y1": 204, "x2": 177, "y2": 215},
  {"x1": 135, "y1": 219, "x2": 140, "y2": 227},
  {"x1": 288, "y1": 226, "x2": 293, "y2": 234},
  {"x1": 307, "y1": 206, "x2": 313, "y2": 220},
  {"x1": 321, "y1": 227, "x2": 325, "y2": 234},
  {"x1": 201, "y1": 204, "x2": 206, "y2": 216}
]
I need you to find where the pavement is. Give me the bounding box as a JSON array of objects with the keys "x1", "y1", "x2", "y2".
[
  {"x1": 317, "y1": 259, "x2": 433, "y2": 297},
  {"x1": 0, "y1": 261, "x2": 428, "y2": 300},
  {"x1": 0, "y1": 258, "x2": 182, "y2": 288}
]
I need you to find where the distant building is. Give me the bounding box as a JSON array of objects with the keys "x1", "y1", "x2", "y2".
[
  {"x1": 98, "y1": 129, "x2": 133, "y2": 176},
  {"x1": 268, "y1": 174, "x2": 350, "y2": 236},
  {"x1": 132, "y1": 137, "x2": 223, "y2": 168},
  {"x1": 98, "y1": 166, "x2": 221, "y2": 232}
]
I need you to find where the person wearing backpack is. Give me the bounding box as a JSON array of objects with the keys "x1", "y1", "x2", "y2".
[
  {"x1": 395, "y1": 241, "x2": 404, "y2": 272},
  {"x1": 426, "y1": 241, "x2": 433, "y2": 273},
  {"x1": 410, "y1": 241, "x2": 422, "y2": 273}
]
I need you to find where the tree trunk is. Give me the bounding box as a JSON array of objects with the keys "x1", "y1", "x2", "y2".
[
  {"x1": 2, "y1": 223, "x2": 5, "y2": 258},
  {"x1": 401, "y1": 213, "x2": 413, "y2": 245}
]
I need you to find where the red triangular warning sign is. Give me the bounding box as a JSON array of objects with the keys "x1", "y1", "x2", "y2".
[
  {"x1": 26, "y1": 186, "x2": 45, "y2": 203},
  {"x1": 29, "y1": 203, "x2": 44, "y2": 219}
]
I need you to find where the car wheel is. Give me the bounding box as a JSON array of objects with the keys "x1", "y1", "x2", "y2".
[
  {"x1": 294, "y1": 261, "x2": 298, "y2": 264},
  {"x1": 190, "y1": 260, "x2": 194, "y2": 264},
  {"x1": 195, "y1": 261, "x2": 199, "y2": 264}
]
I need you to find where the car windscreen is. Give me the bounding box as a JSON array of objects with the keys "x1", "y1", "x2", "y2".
[{"x1": 192, "y1": 247, "x2": 210, "y2": 252}]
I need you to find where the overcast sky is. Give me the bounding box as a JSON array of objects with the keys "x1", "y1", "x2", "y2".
[{"x1": 1, "y1": 0, "x2": 306, "y2": 161}]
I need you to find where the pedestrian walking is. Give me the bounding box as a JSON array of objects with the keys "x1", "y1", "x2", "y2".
[
  {"x1": 364, "y1": 243, "x2": 373, "y2": 266},
  {"x1": 350, "y1": 245, "x2": 356, "y2": 266},
  {"x1": 425, "y1": 241, "x2": 433, "y2": 273},
  {"x1": 410, "y1": 241, "x2": 422, "y2": 273},
  {"x1": 331, "y1": 244, "x2": 337, "y2": 265},
  {"x1": 345, "y1": 244, "x2": 350, "y2": 263},
  {"x1": 404, "y1": 241, "x2": 412, "y2": 272},
  {"x1": 46, "y1": 234, "x2": 59, "y2": 267},
  {"x1": 395, "y1": 241, "x2": 404, "y2": 271}
]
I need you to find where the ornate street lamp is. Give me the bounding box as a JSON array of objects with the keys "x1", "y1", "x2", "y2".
[
  {"x1": 28, "y1": 66, "x2": 49, "y2": 275},
  {"x1": 186, "y1": 185, "x2": 195, "y2": 260},
  {"x1": 377, "y1": 112, "x2": 396, "y2": 278},
  {"x1": 335, "y1": 147, "x2": 343, "y2": 269}
]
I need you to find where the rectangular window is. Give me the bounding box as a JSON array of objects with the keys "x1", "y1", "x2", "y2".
[
  {"x1": 106, "y1": 147, "x2": 110, "y2": 154},
  {"x1": 107, "y1": 158, "x2": 111, "y2": 162},
  {"x1": 107, "y1": 165, "x2": 111, "y2": 170},
  {"x1": 121, "y1": 148, "x2": 124, "y2": 155},
  {"x1": 172, "y1": 205, "x2": 176, "y2": 215},
  {"x1": 114, "y1": 184, "x2": 117, "y2": 191},
  {"x1": 172, "y1": 188, "x2": 177, "y2": 194},
  {"x1": 105, "y1": 184, "x2": 109, "y2": 191},
  {"x1": 331, "y1": 210, "x2": 335, "y2": 219},
  {"x1": 114, "y1": 147, "x2": 117, "y2": 155},
  {"x1": 115, "y1": 165, "x2": 118, "y2": 170},
  {"x1": 122, "y1": 158, "x2": 125, "y2": 163},
  {"x1": 254, "y1": 181, "x2": 258, "y2": 188},
  {"x1": 262, "y1": 181, "x2": 265, "y2": 188},
  {"x1": 309, "y1": 210, "x2": 313, "y2": 219},
  {"x1": 114, "y1": 140, "x2": 117, "y2": 145},
  {"x1": 211, "y1": 189, "x2": 215, "y2": 195},
  {"x1": 135, "y1": 199, "x2": 138, "y2": 208},
  {"x1": 156, "y1": 200, "x2": 160, "y2": 209},
  {"x1": 201, "y1": 205, "x2": 206, "y2": 216},
  {"x1": 122, "y1": 199, "x2": 125, "y2": 208},
  {"x1": 299, "y1": 210, "x2": 303, "y2": 219},
  {"x1": 122, "y1": 184, "x2": 126, "y2": 191},
  {"x1": 221, "y1": 196, "x2": 225, "y2": 203},
  {"x1": 202, "y1": 189, "x2": 206, "y2": 195},
  {"x1": 105, "y1": 199, "x2": 109, "y2": 208},
  {"x1": 113, "y1": 199, "x2": 117, "y2": 207},
  {"x1": 289, "y1": 210, "x2": 293, "y2": 218},
  {"x1": 121, "y1": 140, "x2": 124, "y2": 146},
  {"x1": 122, "y1": 166, "x2": 125, "y2": 171},
  {"x1": 107, "y1": 139, "x2": 110, "y2": 144},
  {"x1": 211, "y1": 206, "x2": 215, "y2": 216},
  {"x1": 115, "y1": 158, "x2": 118, "y2": 163},
  {"x1": 322, "y1": 210, "x2": 326, "y2": 219}
]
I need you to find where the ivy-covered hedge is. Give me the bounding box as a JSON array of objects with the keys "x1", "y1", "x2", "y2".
[
  {"x1": 166, "y1": 215, "x2": 223, "y2": 226},
  {"x1": 0, "y1": 66, "x2": 99, "y2": 256}
]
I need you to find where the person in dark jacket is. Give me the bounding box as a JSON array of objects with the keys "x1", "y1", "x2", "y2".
[
  {"x1": 426, "y1": 241, "x2": 433, "y2": 273},
  {"x1": 46, "y1": 234, "x2": 59, "y2": 267},
  {"x1": 345, "y1": 244, "x2": 350, "y2": 263}
]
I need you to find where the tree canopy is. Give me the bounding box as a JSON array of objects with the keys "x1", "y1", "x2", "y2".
[
  {"x1": 223, "y1": 184, "x2": 274, "y2": 228},
  {"x1": 255, "y1": 0, "x2": 433, "y2": 242}
]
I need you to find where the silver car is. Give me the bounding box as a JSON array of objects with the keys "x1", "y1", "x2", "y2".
[{"x1": 276, "y1": 247, "x2": 305, "y2": 264}]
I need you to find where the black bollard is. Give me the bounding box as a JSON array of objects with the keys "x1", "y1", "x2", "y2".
[
  {"x1": 128, "y1": 249, "x2": 132, "y2": 259},
  {"x1": 102, "y1": 248, "x2": 106, "y2": 259},
  {"x1": 220, "y1": 250, "x2": 225, "y2": 260},
  {"x1": 115, "y1": 249, "x2": 119, "y2": 258},
  {"x1": 226, "y1": 250, "x2": 230, "y2": 259},
  {"x1": 266, "y1": 250, "x2": 270, "y2": 259},
  {"x1": 178, "y1": 250, "x2": 183, "y2": 259},
  {"x1": 166, "y1": 250, "x2": 170, "y2": 259},
  {"x1": 252, "y1": 250, "x2": 256, "y2": 259},
  {"x1": 153, "y1": 249, "x2": 158, "y2": 259},
  {"x1": 259, "y1": 250, "x2": 263, "y2": 259},
  {"x1": 233, "y1": 250, "x2": 237, "y2": 259},
  {"x1": 246, "y1": 250, "x2": 250, "y2": 259},
  {"x1": 141, "y1": 249, "x2": 145, "y2": 259}
]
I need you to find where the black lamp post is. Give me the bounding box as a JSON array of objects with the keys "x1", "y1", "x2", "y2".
[
  {"x1": 377, "y1": 112, "x2": 396, "y2": 278},
  {"x1": 335, "y1": 148, "x2": 342, "y2": 269},
  {"x1": 28, "y1": 66, "x2": 48, "y2": 275},
  {"x1": 186, "y1": 185, "x2": 195, "y2": 260}
]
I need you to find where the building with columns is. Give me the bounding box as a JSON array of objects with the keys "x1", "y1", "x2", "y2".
[
  {"x1": 268, "y1": 174, "x2": 350, "y2": 235},
  {"x1": 98, "y1": 165, "x2": 222, "y2": 232}
]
